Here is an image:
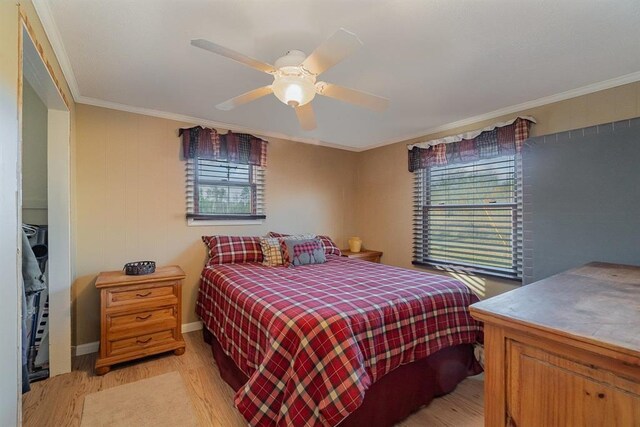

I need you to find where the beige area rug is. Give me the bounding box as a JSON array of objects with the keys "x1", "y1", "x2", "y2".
[{"x1": 81, "y1": 372, "x2": 198, "y2": 427}]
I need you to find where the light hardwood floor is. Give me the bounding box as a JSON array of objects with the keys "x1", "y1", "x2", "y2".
[{"x1": 22, "y1": 331, "x2": 483, "y2": 427}]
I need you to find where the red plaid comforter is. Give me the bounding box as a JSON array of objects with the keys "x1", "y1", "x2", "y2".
[{"x1": 196, "y1": 256, "x2": 482, "y2": 427}]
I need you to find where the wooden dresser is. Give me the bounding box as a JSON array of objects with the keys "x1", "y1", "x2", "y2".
[
  {"x1": 470, "y1": 262, "x2": 640, "y2": 426},
  {"x1": 341, "y1": 249, "x2": 383, "y2": 263},
  {"x1": 95, "y1": 265, "x2": 186, "y2": 375}
]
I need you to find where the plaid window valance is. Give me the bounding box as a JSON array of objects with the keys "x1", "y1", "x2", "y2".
[
  {"x1": 407, "y1": 117, "x2": 535, "y2": 172},
  {"x1": 179, "y1": 126, "x2": 268, "y2": 167}
]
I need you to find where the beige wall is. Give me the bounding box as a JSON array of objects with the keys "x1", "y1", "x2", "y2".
[
  {"x1": 355, "y1": 81, "x2": 640, "y2": 298},
  {"x1": 73, "y1": 82, "x2": 640, "y2": 345},
  {"x1": 73, "y1": 104, "x2": 358, "y2": 345},
  {"x1": 22, "y1": 80, "x2": 49, "y2": 225}
]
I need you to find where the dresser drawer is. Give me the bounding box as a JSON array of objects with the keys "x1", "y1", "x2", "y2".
[
  {"x1": 107, "y1": 329, "x2": 177, "y2": 357},
  {"x1": 106, "y1": 282, "x2": 177, "y2": 309},
  {"x1": 107, "y1": 307, "x2": 178, "y2": 340}
]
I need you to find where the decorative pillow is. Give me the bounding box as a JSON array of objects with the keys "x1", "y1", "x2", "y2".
[
  {"x1": 316, "y1": 235, "x2": 342, "y2": 256},
  {"x1": 267, "y1": 231, "x2": 314, "y2": 239},
  {"x1": 269, "y1": 232, "x2": 342, "y2": 256},
  {"x1": 202, "y1": 235, "x2": 263, "y2": 264},
  {"x1": 260, "y1": 237, "x2": 284, "y2": 267},
  {"x1": 278, "y1": 238, "x2": 326, "y2": 267},
  {"x1": 267, "y1": 231, "x2": 288, "y2": 238}
]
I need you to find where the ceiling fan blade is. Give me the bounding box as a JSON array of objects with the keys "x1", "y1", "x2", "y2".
[
  {"x1": 301, "y1": 28, "x2": 363, "y2": 76},
  {"x1": 191, "y1": 39, "x2": 276, "y2": 74},
  {"x1": 216, "y1": 86, "x2": 273, "y2": 111},
  {"x1": 295, "y1": 103, "x2": 317, "y2": 131},
  {"x1": 316, "y1": 82, "x2": 389, "y2": 112}
]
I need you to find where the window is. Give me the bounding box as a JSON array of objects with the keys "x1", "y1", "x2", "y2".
[
  {"x1": 413, "y1": 154, "x2": 522, "y2": 279},
  {"x1": 186, "y1": 158, "x2": 265, "y2": 220}
]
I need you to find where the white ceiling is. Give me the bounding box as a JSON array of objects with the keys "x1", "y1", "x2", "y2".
[{"x1": 36, "y1": 0, "x2": 640, "y2": 150}]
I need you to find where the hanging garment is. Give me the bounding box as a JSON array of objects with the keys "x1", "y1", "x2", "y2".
[
  {"x1": 21, "y1": 277, "x2": 30, "y2": 394},
  {"x1": 22, "y1": 231, "x2": 46, "y2": 295}
]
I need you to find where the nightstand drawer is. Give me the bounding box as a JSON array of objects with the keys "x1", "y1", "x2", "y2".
[
  {"x1": 107, "y1": 307, "x2": 178, "y2": 340},
  {"x1": 107, "y1": 329, "x2": 177, "y2": 357},
  {"x1": 106, "y1": 283, "x2": 176, "y2": 308}
]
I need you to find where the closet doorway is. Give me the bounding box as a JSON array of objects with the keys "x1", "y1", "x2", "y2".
[{"x1": 20, "y1": 23, "x2": 72, "y2": 380}]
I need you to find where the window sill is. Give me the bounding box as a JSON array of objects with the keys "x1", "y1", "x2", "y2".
[
  {"x1": 412, "y1": 260, "x2": 522, "y2": 282},
  {"x1": 188, "y1": 218, "x2": 265, "y2": 227},
  {"x1": 186, "y1": 214, "x2": 265, "y2": 227}
]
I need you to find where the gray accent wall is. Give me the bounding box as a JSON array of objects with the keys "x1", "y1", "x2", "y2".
[{"x1": 522, "y1": 118, "x2": 640, "y2": 284}]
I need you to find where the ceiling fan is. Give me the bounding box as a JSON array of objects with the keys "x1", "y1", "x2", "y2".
[{"x1": 191, "y1": 28, "x2": 389, "y2": 131}]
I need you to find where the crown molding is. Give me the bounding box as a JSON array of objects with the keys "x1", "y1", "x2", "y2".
[
  {"x1": 76, "y1": 70, "x2": 640, "y2": 153},
  {"x1": 367, "y1": 70, "x2": 640, "y2": 150},
  {"x1": 32, "y1": 0, "x2": 81, "y2": 101},
  {"x1": 76, "y1": 96, "x2": 360, "y2": 151},
  {"x1": 32, "y1": 0, "x2": 640, "y2": 152}
]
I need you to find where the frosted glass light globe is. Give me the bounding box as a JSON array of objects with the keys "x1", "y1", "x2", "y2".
[{"x1": 272, "y1": 69, "x2": 316, "y2": 107}]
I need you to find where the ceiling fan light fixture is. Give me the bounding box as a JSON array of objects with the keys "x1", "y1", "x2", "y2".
[
  {"x1": 192, "y1": 29, "x2": 388, "y2": 130},
  {"x1": 272, "y1": 68, "x2": 316, "y2": 107}
]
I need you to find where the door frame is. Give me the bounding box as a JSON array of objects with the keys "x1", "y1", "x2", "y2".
[
  {"x1": 0, "y1": 3, "x2": 22, "y2": 425},
  {"x1": 20, "y1": 18, "x2": 72, "y2": 377}
]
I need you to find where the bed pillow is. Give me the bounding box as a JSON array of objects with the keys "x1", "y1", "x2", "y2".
[
  {"x1": 202, "y1": 235, "x2": 263, "y2": 264},
  {"x1": 269, "y1": 232, "x2": 342, "y2": 256},
  {"x1": 316, "y1": 235, "x2": 342, "y2": 256},
  {"x1": 268, "y1": 231, "x2": 314, "y2": 239},
  {"x1": 267, "y1": 231, "x2": 288, "y2": 238},
  {"x1": 278, "y1": 237, "x2": 326, "y2": 267},
  {"x1": 260, "y1": 237, "x2": 284, "y2": 267}
]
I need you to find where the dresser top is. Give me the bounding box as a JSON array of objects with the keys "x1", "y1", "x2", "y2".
[
  {"x1": 470, "y1": 262, "x2": 640, "y2": 358},
  {"x1": 95, "y1": 265, "x2": 186, "y2": 288}
]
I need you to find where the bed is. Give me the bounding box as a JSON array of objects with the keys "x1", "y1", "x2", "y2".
[{"x1": 196, "y1": 254, "x2": 483, "y2": 426}]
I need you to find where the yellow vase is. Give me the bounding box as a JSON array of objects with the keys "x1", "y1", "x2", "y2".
[{"x1": 348, "y1": 237, "x2": 362, "y2": 253}]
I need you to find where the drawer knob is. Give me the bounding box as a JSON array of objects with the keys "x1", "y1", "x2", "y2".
[
  {"x1": 136, "y1": 314, "x2": 152, "y2": 321},
  {"x1": 136, "y1": 337, "x2": 152, "y2": 345},
  {"x1": 135, "y1": 291, "x2": 152, "y2": 298}
]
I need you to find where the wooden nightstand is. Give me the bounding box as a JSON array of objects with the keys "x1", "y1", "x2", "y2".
[
  {"x1": 341, "y1": 249, "x2": 383, "y2": 263},
  {"x1": 94, "y1": 265, "x2": 186, "y2": 375}
]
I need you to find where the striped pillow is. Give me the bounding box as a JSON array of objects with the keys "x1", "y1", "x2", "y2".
[
  {"x1": 202, "y1": 235, "x2": 263, "y2": 264},
  {"x1": 260, "y1": 237, "x2": 284, "y2": 267}
]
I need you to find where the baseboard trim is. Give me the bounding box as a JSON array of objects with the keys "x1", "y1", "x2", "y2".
[
  {"x1": 181, "y1": 320, "x2": 203, "y2": 333},
  {"x1": 75, "y1": 341, "x2": 99, "y2": 356},
  {"x1": 73, "y1": 321, "x2": 204, "y2": 356}
]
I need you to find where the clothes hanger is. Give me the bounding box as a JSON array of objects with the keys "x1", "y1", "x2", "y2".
[{"x1": 22, "y1": 224, "x2": 38, "y2": 237}]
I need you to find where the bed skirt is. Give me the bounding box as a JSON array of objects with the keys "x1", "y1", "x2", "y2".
[{"x1": 203, "y1": 328, "x2": 482, "y2": 427}]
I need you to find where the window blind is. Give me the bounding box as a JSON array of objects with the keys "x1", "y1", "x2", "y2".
[
  {"x1": 186, "y1": 158, "x2": 265, "y2": 219},
  {"x1": 413, "y1": 155, "x2": 522, "y2": 278}
]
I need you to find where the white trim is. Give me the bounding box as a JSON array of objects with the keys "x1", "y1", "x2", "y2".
[
  {"x1": 74, "y1": 341, "x2": 99, "y2": 356},
  {"x1": 74, "y1": 71, "x2": 640, "y2": 153},
  {"x1": 30, "y1": 0, "x2": 640, "y2": 152},
  {"x1": 76, "y1": 95, "x2": 360, "y2": 151},
  {"x1": 47, "y1": 109, "x2": 73, "y2": 376},
  {"x1": 188, "y1": 218, "x2": 265, "y2": 227},
  {"x1": 31, "y1": 0, "x2": 81, "y2": 101},
  {"x1": 1, "y1": 2, "x2": 21, "y2": 423},
  {"x1": 181, "y1": 321, "x2": 203, "y2": 333},
  {"x1": 74, "y1": 322, "x2": 204, "y2": 356},
  {"x1": 370, "y1": 71, "x2": 640, "y2": 151}
]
